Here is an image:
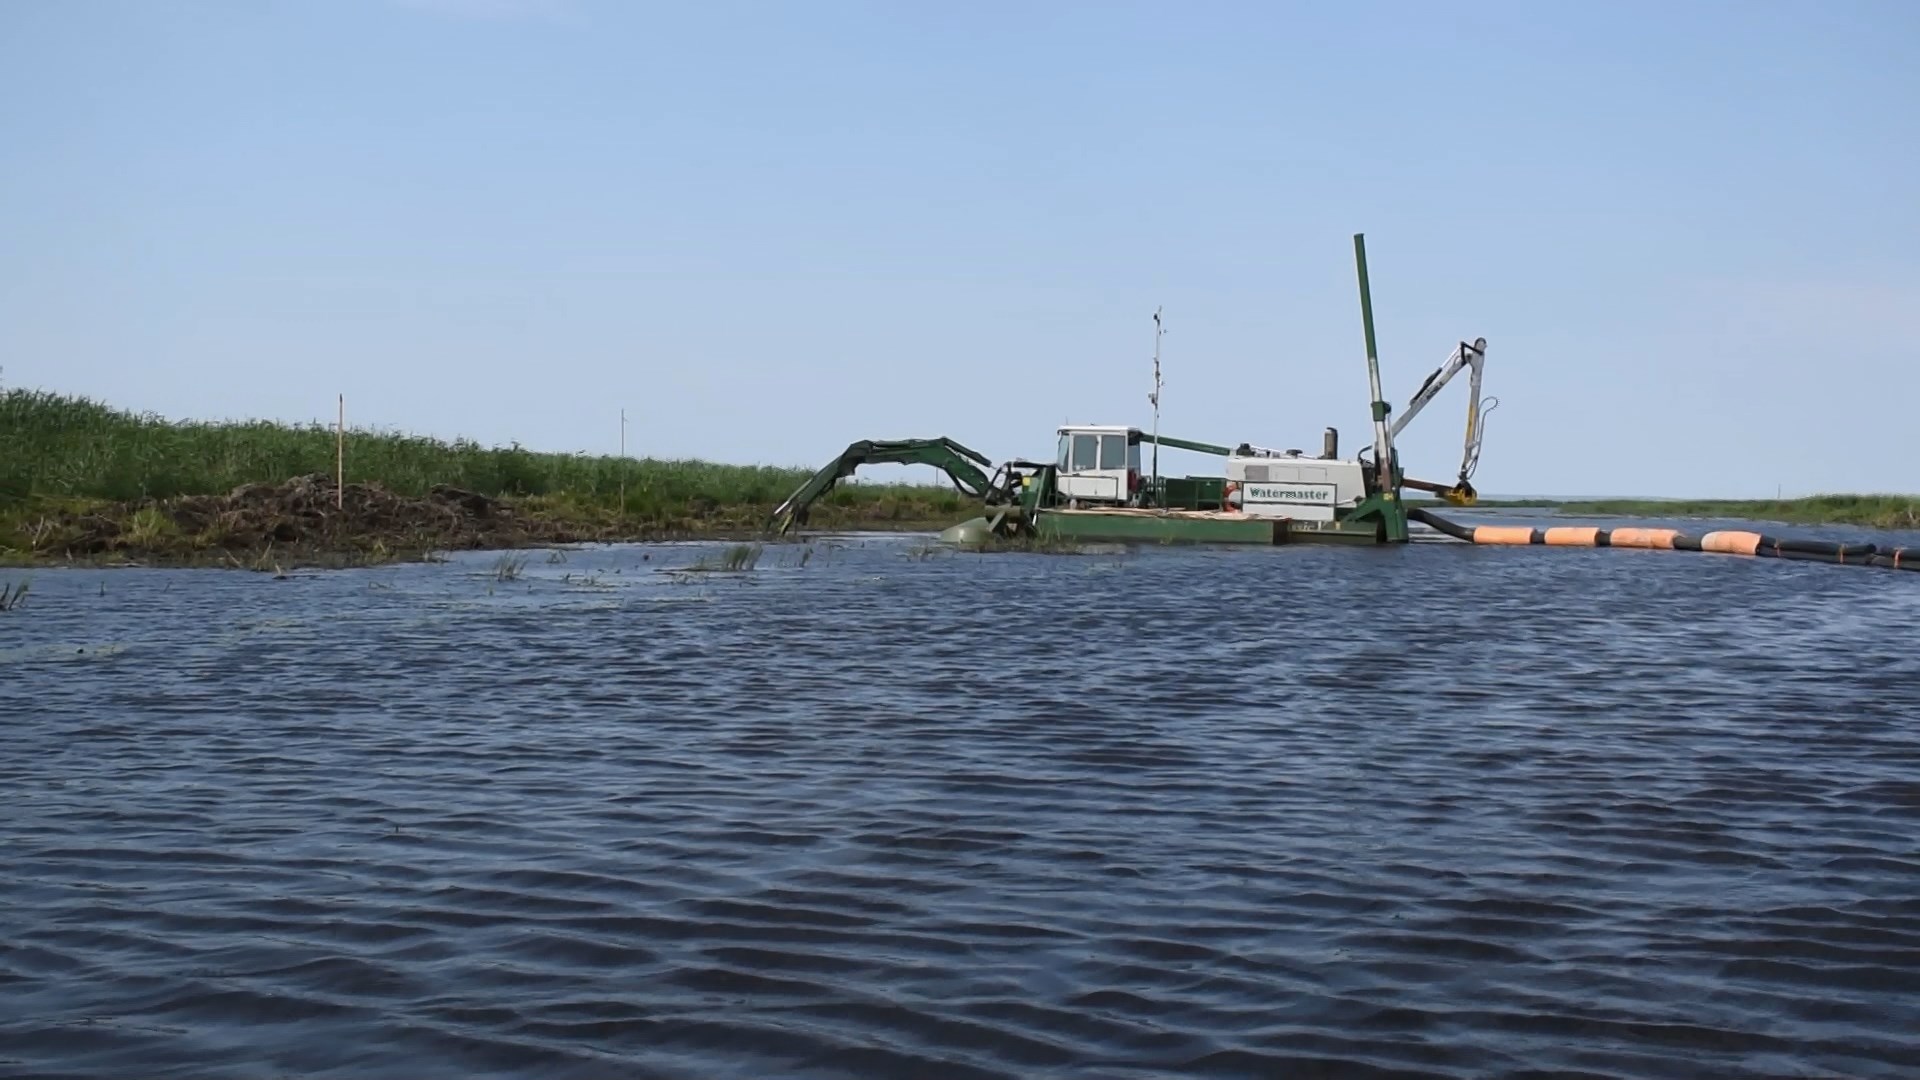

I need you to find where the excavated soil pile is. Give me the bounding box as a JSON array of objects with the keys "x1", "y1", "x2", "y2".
[{"x1": 45, "y1": 474, "x2": 601, "y2": 564}]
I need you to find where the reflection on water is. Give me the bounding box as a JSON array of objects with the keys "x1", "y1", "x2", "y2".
[{"x1": 4, "y1": 525, "x2": 1919, "y2": 1079}]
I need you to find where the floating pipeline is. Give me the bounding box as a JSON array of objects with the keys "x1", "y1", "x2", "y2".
[{"x1": 1409, "y1": 507, "x2": 1918, "y2": 571}]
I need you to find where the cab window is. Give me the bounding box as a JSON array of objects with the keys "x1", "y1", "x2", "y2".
[
  {"x1": 1057, "y1": 433, "x2": 1071, "y2": 471},
  {"x1": 1099, "y1": 434, "x2": 1127, "y2": 470},
  {"x1": 1071, "y1": 433, "x2": 1098, "y2": 472}
]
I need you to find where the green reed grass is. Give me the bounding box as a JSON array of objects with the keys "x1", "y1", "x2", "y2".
[
  {"x1": 688, "y1": 543, "x2": 763, "y2": 572},
  {"x1": 0, "y1": 389, "x2": 971, "y2": 527},
  {"x1": 1407, "y1": 491, "x2": 1920, "y2": 530},
  {"x1": 1554, "y1": 495, "x2": 1920, "y2": 530}
]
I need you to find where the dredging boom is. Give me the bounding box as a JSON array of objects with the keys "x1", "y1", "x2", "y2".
[{"x1": 768, "y1": 436, "x2": 998, "y2": 536}]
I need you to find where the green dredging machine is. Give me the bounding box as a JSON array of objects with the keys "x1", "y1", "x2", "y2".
[
  {"x1": 768, "y1": 233, "x2": 1496, "y2": 548},
  {"x1": 766, "y1": 232, "x2": 1918, "y2": 573}
]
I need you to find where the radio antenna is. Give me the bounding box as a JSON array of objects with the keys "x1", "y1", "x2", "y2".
[{"x1": 1149, "y1": 307, "x2": 1164, "y2": 498}]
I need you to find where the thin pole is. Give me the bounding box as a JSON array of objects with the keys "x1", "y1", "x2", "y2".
[
  {"x1": 619, "y1": 408, "x2": 627, "y2": 509},
  {"x1": 1353, "y1": 233, "x2": 1394, "y2": 493},
  {"x1": 1149, "y1": 307, "x2": 1163, "y2": 502},
  {"x1": 336, "y1": 394, "x2": 345, "y2": 510}
]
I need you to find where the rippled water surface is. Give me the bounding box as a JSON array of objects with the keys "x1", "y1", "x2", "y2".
[{"x1": 6, "y1": 517, "x2": 1920, "y2": 1079}]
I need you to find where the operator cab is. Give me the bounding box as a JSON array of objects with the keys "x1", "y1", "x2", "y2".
[{"x1": 1055, "y1": 425, "x2": 1142, "y2": 506}]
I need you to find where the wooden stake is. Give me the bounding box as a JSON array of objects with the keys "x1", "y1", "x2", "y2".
[{"x1": 336, "y1": 394, "x2": 345, "y2": 510}]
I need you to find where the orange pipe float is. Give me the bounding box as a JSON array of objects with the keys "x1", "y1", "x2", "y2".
[{"x1": 1606, "y1": 527, "x2": 1679, "y2": 549}]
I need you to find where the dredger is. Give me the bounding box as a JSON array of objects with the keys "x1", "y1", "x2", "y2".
[{"x1": 766, "y1": 234, "x2": 1916, "y2": 573}]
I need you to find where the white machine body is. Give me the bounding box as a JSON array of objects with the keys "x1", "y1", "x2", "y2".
[{"x1": 1226, "y1": 450, "x2": 1367, "y2": 522}]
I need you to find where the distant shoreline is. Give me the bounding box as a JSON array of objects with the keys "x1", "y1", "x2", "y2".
[
  {"x1": 3, "y1": 389, "x2": 1915, "y2": 570},
  {"x1": 1410, "y1": 496, "x2": 1920, "y2": 530}
]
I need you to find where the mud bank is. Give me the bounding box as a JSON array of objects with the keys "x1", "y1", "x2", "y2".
[{"x1": 0, "y1": 474, "x2": 944, "y2": 569}]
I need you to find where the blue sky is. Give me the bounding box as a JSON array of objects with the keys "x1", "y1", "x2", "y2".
[{"x1": 2, "y1": 0, "x2": 1914, "y2": 497}]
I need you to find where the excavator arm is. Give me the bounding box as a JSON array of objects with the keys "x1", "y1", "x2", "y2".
[
  {"x1": 1390, "y1": 337, "x2": 1497, "y2": 504},
  {"x1": 769, "y1": 437, "x2": 996, "y2": 536}
]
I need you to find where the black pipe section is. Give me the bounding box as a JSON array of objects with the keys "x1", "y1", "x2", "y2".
[
  {"x1": 1410, "y1": 507, "x2": 1472, "y2": 542},
  {"x1": 1774, "y1": 537, "x2": 1878, "y2": 559}
]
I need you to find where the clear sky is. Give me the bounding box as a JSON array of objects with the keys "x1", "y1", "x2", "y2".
[{"x1": 2, "y1": 0, "x2": 1915, "y2": 498}]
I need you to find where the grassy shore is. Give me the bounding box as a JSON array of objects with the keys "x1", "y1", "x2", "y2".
[
  {"x1": 1409, "y1": 494, "x2": 1920, "y2": 530},
  {"x1": 5, "y1": 389, "x2": 1914, "y2": 568},
  {"x1": 0, "y1": 389, "x2": 970, "y2": 567},
  {"x1": 1553, "y1": 495, "x2": 1920, "y2": 531}
]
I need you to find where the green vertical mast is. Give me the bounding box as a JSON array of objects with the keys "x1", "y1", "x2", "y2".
[
  {"x1": 1353, "y1": 232, "x2": 1394, "y2": 493},
  {"x1": 1348, "y1": 232, "x2": 1409, "y2": 542}
]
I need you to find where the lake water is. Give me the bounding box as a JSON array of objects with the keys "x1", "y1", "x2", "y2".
[{"x1": 5, "y1": 511, "x2": 1920, "y2": 1079}]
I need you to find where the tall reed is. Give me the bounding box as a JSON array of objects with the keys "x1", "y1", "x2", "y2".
[
  {"x1": 1557, "y1": 495, "x2": 1920, "y2": 531},
  {"x1": 0, "y1": 389, "x2": 970, "y2": 523}
]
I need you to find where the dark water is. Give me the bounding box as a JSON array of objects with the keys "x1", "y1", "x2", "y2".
[{"x1": 5, "y1": 514, "x2": 1920, "y2": 1079}]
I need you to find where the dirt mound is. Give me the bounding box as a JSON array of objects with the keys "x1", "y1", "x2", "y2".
[{"x1": 41, "y1": 474, "x2": 597, "y2": 564}]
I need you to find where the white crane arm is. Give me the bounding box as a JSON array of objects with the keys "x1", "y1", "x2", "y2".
[
  {"x1": 1391, "y1": 337, "x2": 1487, "y2": 439},
  {"x1": 1388, "y1": 337, "x2": 1497, "y2": 502}
]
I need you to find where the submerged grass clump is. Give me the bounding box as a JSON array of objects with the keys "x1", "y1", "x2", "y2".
[
  {"x1": 783, "y1": 544, "x2": 816, "y2": 569},
  {"x1": 903, "y1": 539, "x2": 949, "y2": 561},
  {"x1": 688, "y1": 543, "x2": 763, "y2": 572},
  {"x1": 952, "y1": 530, "x2": 1090, "y2": 555},
  {"x1": 0, "y1": 580, "x2": 27, "y2": 611}
]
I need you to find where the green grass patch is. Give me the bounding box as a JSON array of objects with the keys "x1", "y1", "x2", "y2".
[
  {"x1": 1554, "y1": 495, "x2": 1920, "y2": 530},
  {"x1": 688, "y1": 543, "x2": 764, "y2": 572},
  {"x1": 0, "y1": 388, "x2": 976, "y2": 564},
  {"x1": 1407, "y1": 492, "x2": 1920, "y2": 530},
  {"x1": 0, "y1": 388, "x2": 968, "y2": 516}
]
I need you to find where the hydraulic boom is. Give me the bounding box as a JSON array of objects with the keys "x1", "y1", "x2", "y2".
[
  {"x1": 768, "y1": 437, "x2": 997, "y2": 536},
  {"x1": 1141, "y1": 432, "x2": 1234, "y2": 456},
  {"x1": 1390, "y1": 337, "x2": 1496, "y2": 504}
]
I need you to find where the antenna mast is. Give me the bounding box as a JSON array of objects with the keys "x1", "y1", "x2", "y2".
[{"x1": 1149, "y1": 306, "x2": 1163, "y2": 500}]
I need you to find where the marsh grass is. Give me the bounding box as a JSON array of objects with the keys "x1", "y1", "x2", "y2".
[
  {"x1": 903, "y1": 539, "x2": 949, "y2": 561},
  {"x1": 772, "y1": 544, "x2": 820, "y2": 569},
  {"x1": 219, "y1": 540, "x2": 285, "y2": 576},
  {"x1": 492, "y1": 553, "x2": 529, "y2": 582},
  {"x1": 953, "y1": 531, "x2": 1090, "y2": 555},
  {"x1": 0, "y1": 580, "x2": 27, "y2": 611},
  {"x1": 687, "y1": 543, "x2": 763, "y2": 573},
  {"x1": 1407, "y1": 492, "x2": 1920, "y2": 530},
  {"x1": 0, "y1": 389, "x2": 974, "y2": 543},
  {"x1": 1555, "y1": 494, "x2": 1920, "y2": 530}
]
